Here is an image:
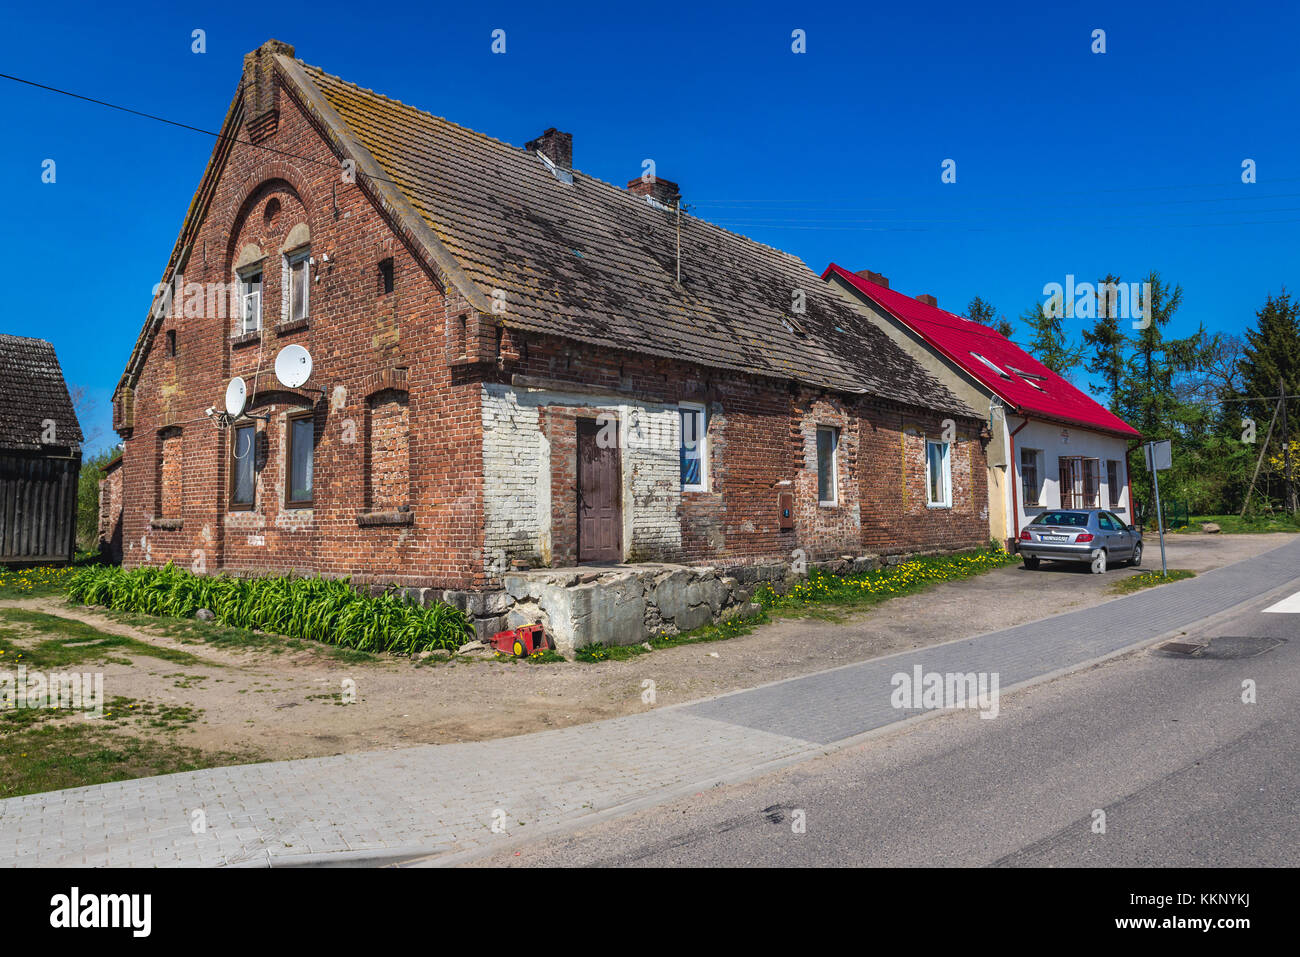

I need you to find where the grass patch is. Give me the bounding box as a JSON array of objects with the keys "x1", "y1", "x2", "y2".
[
  {"x1": 1170, "y1": 514, "x2": 1300, "y2": 535},
  {"x1": 0, "y1": 566, "x2": 78, "y2": 599},
  {"x1": 96, "y1": 609, "x2": 376, "y2": 663},
  {"x1": 573, "y1": 610, "x2": 770, "y2": 663},
  {"x1": 756, "y1": 547, "x2": 1018, "y2": 619},
  {"x1": 0, "y1": 721, "x2": 252, "y2": 800},
  {"x1": 0, "y1": 609, "x2": 202, "y2": 667},
  {"x1": 1110, "y1": 569, "x2": 1196, "y2": 594}
]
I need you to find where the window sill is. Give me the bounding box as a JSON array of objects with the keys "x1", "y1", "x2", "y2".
[
  {"x1": 357, "y1": 510, "x2": 414, "y2": 527},
  {"x1": 818, "y1": 500, "x2": 838, "y2": 508},
  {"x1": 926, "y1": 503, "x2": 953, "y2": 510},
  {"x1": 276, "y1": 317, "x2": 310, "y2": 336},
  {"x1": 149, "y1": 517, "x2": 183, "y2": 531},
  {"x1": 231, "y1": 331, "x2": 261, "y2": 348}
]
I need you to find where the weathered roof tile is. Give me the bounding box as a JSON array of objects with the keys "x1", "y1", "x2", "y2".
[
  {"x1": 0, "y1": 334, "x2": 83, "y2": 451},
  {"x1": 295, "y1": 62, "x2": 974, "y2": 417}
]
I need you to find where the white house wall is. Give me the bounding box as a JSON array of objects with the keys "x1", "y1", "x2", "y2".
[{"x1": 1010, "y1": 416, "x2": 1133, "y2": 533}]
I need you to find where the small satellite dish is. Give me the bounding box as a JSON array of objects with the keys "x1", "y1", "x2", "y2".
[
  {"x1": 224, "y1": 377, "x2": 247, "y2": 418},
  {"x1": 275, "y1": 344, "x2": 313, "y2": 389}
]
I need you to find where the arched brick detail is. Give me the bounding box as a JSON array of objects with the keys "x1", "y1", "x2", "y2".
[
  {"x1": 223, "y1": 160, "x2": 324, "y2": 271},
  {"x1": 360, "y1": 366, "x2": 410, "y2": 398}
]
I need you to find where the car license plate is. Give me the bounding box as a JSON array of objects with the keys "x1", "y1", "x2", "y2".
[{"x1": 1040, "y1": 534, "x2": 1069, "y2": 542}]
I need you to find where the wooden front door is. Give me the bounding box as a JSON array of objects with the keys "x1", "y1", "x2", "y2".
[{"x1": 577, "y1": 418, "x2": 622, "y2": 563}]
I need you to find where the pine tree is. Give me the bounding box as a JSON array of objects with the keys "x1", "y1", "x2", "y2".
[
  {"x1": 964, "y1": 296, "x2": 996, "y2": 326},
  {"x1": 965, "y1": 295, "x2": 1014, "y2": 338},
  {"x1": 1080, "y1": 273, "x2": 1127, "y2": 404},
  {"x1": 1238, "y1": 290, "x2": 1300, "y2": 429},
  {"x1": 1017, "y1": 301, "x2": 1084, "y2": 374},
  {"x1": 1238, "y1": 290, "x2": 1300, "y2": 510}
]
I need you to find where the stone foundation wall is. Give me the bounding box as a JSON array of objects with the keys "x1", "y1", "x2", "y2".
[{"x1": 398, "y1": 545, "x2": 979, "y2": 653}]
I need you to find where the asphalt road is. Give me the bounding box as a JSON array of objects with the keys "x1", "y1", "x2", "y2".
[{"x1": 472, "y1": 577, "x2": 1300, "y2": 867}]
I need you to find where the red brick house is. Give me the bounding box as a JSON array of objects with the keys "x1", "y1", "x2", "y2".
[{"x1": 110, "y1": 40, "x2": 993, "y2": 601}]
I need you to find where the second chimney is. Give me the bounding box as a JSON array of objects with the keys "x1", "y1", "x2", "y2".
[
  {"x1": 856, "y1": 269, "x2": 889, "y2": 288},
  {"x1": 627, "y1": 176, "x2": 681, "y2": 207},
  {"x1": 916, "y1": 293, "x2": 938, "y2": 307},
  {"x1": 525, "y1": 128, "x2": 572, "y2": 171}
]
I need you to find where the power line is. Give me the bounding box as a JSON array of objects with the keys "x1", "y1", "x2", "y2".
[
  {"x1": 0, "y1": 70, "x2": 404, "y2": 189},
  {"x1": 7, "y1": 70, "x2": 1300, "y2": 234}
]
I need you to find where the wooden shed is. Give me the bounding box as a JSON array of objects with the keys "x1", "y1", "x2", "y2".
[{"x1": 0, "y1": 334, "x2": 83, "y2": 565}]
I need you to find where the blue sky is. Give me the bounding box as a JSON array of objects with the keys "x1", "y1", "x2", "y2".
[{"x1": 3, "y1": 0, "x2": 1298, "y2": 454}]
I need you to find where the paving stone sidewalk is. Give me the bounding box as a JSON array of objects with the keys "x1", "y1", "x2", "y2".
[{"x1": 2, "y1": 537, "x2": 1296, "y2": 867}]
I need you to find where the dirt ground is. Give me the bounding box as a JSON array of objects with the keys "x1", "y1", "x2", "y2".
[{"x1": 1, "y1": 533, "x2": 1289, "y2": 763}]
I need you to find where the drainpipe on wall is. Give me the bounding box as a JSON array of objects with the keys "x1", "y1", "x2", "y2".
[{"x1": 1007, "y1": 415, "x2": 1030, "y2": 546}]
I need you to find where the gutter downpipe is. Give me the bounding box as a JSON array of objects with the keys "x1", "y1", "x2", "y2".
[{"x1": 1008, "y1": 414, "x2": 1029, "y2": 546}]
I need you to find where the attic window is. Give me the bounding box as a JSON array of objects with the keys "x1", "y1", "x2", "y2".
[
  {"x1": 781, "y1": 316, "x2": 807, "y2": 336},
  {"x1": 970, "y1": 352, "x2": 1011, "y2": 379},
  {"x1": 1007, "y1": 365, "x2": 1045, "y2": 381},
  {"x1": 378, "y1": 258, "x2": 394, "y2": 294},
  {"x1": 166, "y1": 330, "x2": 177, "y2": 357}
]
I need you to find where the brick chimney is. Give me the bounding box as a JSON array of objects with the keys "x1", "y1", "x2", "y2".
[
  {"x1": 525, "y1": 128, "x2": 572, "y2": 171},
  {"x1": 242, "y1": 39, "x2": 295, "y2": 142},
  {"x1": 856, "y1": 269, "x2": 889, "y2": 288},
  {"x1": 916, "y1": 293, "x2": 938, "y2": 307},
  {"x1": 627, "y1": 176, "x2": 681, "y2": 207}
]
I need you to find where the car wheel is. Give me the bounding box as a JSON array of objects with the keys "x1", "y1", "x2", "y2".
[
  {"x1": 1023, "y1": 556, "x2": 1040, "y2": 570},
  {"x1": 1091, "y1": 550, "x2": 1108, "y2": 574},
  {"x1": 1130, "y1": 543, "x2": 1143, "y2": 567}
]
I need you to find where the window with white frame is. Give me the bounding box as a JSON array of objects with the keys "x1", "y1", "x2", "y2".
[
  {"x1": 816, "y1": 426, "x2": 838, "y2": 504},
  {"x1": 238, "y1": 267, "x2": 262, "y2": 334},
  {"x1": 1021, "y1": 447, "x2": 1042, "y2": 506},
  {"x1": 286, "y1": 250, "x2": 310, "y2": 322},
  {"x1": 926, "y1": 440, "x2": 952, "y2": 507},
  {"x1": 679, "y1": 402, "x2": 708, "y2": 491}
]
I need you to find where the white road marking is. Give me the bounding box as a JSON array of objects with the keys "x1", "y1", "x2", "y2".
[{"x1": 1261, "y1": 590, "x2": 1300, "y2": 614}]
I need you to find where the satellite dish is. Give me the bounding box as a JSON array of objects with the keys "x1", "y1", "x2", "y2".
[
  {"x1": 275, "y1": 344, "x2": 313, "y2": 389},
  {"x1": 224, "y1": 377, "x2": 247, "y2": 418}
]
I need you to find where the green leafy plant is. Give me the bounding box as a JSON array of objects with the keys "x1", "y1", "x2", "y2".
[{"x1": 66, "y1": 564, "x2": 472, "y2": 654}]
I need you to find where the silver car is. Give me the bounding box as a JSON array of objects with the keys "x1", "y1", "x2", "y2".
[{"x1": 1017, "y1": 508, "x2": 1143, "y2": 573}]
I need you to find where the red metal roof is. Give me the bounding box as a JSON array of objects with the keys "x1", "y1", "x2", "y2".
[{"x1": 823, "y1": 264, "x2": 1141, "y2": 438}]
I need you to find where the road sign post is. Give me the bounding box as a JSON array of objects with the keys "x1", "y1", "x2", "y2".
[{"x1": 1144, "y1": 440, "x2": 1172, "y2": 577}]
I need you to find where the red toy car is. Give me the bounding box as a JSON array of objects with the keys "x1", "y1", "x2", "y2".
[{"x1": 489, "y1": 624, "x2": 550, "y2": 658}]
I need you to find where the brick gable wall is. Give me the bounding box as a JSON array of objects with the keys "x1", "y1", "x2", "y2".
[{"x1": 117, "y1": 67, "x2": 485, "y2": 589}]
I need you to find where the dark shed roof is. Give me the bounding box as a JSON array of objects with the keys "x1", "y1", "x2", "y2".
[{"x1": 0, "y1": 334, "x2": 83, "y2": 451}]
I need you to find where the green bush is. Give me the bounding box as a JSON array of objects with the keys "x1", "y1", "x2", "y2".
[{"x1": 66, "y1": 564, "x2": 472, "y2": 654}]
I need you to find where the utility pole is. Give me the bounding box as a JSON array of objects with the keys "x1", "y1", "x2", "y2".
[{"x1": 1282, "y1": 376, "x2": 1295, "y2": 515}]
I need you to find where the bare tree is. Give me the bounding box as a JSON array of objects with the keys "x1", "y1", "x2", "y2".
[
  {"x1": 68, "y1": 384, "x2": 102, "y2": 450},
  {"x1": 1175, "y1": 333, "x2": 1246, "y2": 405}
]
